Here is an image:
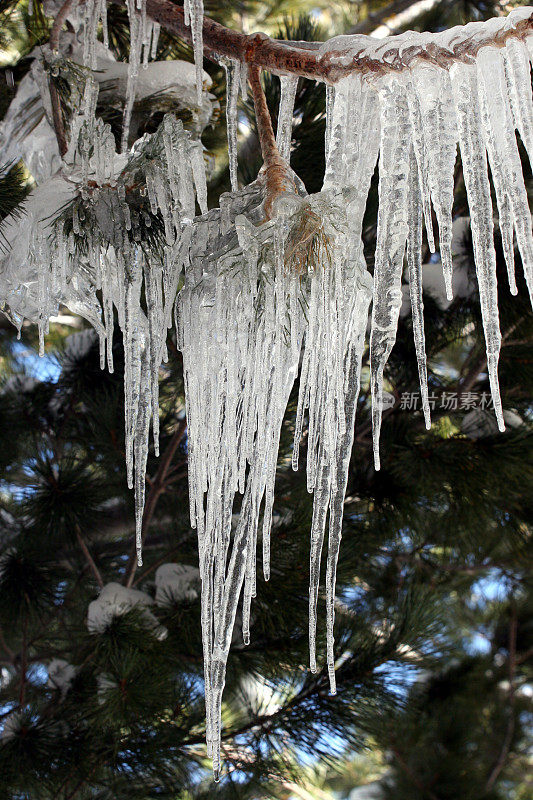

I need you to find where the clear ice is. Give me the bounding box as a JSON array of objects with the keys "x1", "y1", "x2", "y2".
[
  {"x1": 276, "y1": 75, "x2": 298, "y2": 162},
  {"x1": 222, "y1": 58, "x2": 241, "y2": 191}
]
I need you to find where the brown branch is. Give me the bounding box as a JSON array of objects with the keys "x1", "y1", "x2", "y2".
[
  {"x1": 181, "y1": 643, "x2": 397, "y2": 749},
  {"x1": 116, "y1": 1, "x2": 533, "y2": 83},
  {"x1": 60, "y1": 758, "x2": 100, "y2": 800},
  {"x1": 0, "y1": 623, "x2": 15, "y2": 661},
  {"x1": 391, "y1": 746, "x2": 440, "y2": 800},
  {"x1": 50, "y1": 0, "x2": 74, "y2": 50},
  {"x1": 48, "y1": 0, "x2": 74, "y2": 157},
  {"x1": 124, "y1": 421, "x2": 187, "y2": 587},
  {"x1": 248, "y1": 64, "x2": 278, "y2": 165},
  {"x1": 354, "y1": 312, "x2": 528, "y2": 452},
  {"x1": 75, "y1": 524, "x2": 104, "y2": 589},
  {"x1": 516, "y1": 644, "x2": 533, "y2": 666},
  {"x1": 485, "y1": 606, "x2": 518, "y2": 791},
  {"x1": 457, "y1": 315, "x2": 527, "y2": 394},
  {"x1": 49, "y1": 80, "x2": 68, "y2": 157},
  {"x1": 248, "y1": 64, "x2": 296, "y2": 219},
  {"x1": 182, "y1": 674, "x2": 325, "y2": 746}
]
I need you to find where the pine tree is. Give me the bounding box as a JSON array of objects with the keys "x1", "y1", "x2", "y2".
[{"x1": 0, "y1": 1, "x2": 531, "y2": 798}]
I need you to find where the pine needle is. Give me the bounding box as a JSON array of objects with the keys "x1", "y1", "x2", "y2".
[{"x1": 284, "y1": 201, "x2": 333, "y2": 274}]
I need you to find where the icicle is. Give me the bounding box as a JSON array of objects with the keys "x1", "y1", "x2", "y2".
[
  {"x1": 142, "y1": 19, "x2": 152, "y2": 68},
  {"x1": 178, "y1": 190, "x2": 308, "y2": 773},
  {"x1": 184, "y1": 0, "x2": 204, "y2": 103},
  {"x1": 121, "y1": 0, "x2": 145, "y2": 153},
  {"x1": 175, "y1": 122, "x2": 196, "y2": 223},
  {"x1": 82, "y1": 0, "x2": 98, "y2": 70},
  {"x1": 370, "y1": 77, "x2": 411, "y2": 471},
  {"x1": 190, "y1": 142, "x2": 208, "y2": 215},
  {"x1": 240, "y1": 62, "x2": 248, "y2": 101},
  {"x1": 5, "y1": 8, "x2": 533, "y2": 781},
  {"x1": 503, "y1": 38, "x2": 533, "y2": 170},
  {"x1": 322, "y1": 77, "x2": 353, "y2": 190},
  {"x1": 151, "y1": 21, "x2": 160, "y2": 59},
  {"x1": 223, "y1": 58, "x2": 241, "y2": 191},
  {"x1": 325, "y1": 278, "x2": 370, "y2": 692},
  {"x1": 100, "y1": 0, "x2": 109, "y2": 51},
  {"x1": 144, "y1": 259, "x2": 162, "y2": 455},
  {"x1": 81, "y1": 0, "x2": 108, "y2": 70},
  {"x1": 405, "y1": 78, "x2": 435, "y2": 252},
  {"x1": 134, "y1": 344, "x2": 152, "y2": 566},
  {"x1": 449, "y1": 61, "x2": 504, "y2": 431},
  {"x1": 276, "y1": 75, "x2": 298, "y2": 162},
  {"x1": 325, "y1": 84, "x2": 335, "y2": 158},
  {"x1": 323, "y1": 74, "x2": 380, "y2": 203},
  {"x1": 412, "y1": 65, "x2": 457, "y2": 301},
  {"x1": 407, "y1": 147, "x2": 430, "y2": 429},
  {"x1": 477, "y1": 47, "x2": 533, "y2": 302},
  {"x1": 121, "y1": 248, "x2": 143, "y2": 491}
]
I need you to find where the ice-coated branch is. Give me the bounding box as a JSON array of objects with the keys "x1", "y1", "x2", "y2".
[
  {"x1": 248, "y1": 64, "x2": 295, "y2": 219},
  {"x1": 50, "y1": 0, "x2": 75, "y2": 50},
  {"x1": 48, "y1": 0, "x2": 75, "y2": 157},
  {"x1": 118, "y1": 0, "x2": 533, "y2": 83},
  {"x1": 49, "y1": 80, "x2": 68, "y2": 157}
]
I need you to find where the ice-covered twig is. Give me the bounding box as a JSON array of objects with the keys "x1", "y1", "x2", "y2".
[
  {"x1": 48, "y1": 0, "x2": 76, "y2": 157},
  {"x1": 115, "y1": 0, "x2": 533, "y2": 83},
  {"x1": 248, "y1": 65, "x2": 296, "y2": 220}
]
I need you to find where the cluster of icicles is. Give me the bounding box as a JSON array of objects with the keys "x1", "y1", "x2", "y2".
[
  {"x1": 191, "y1": 13, "x2": 533, "y2": 773},
  {"x1": 31, "y1": 108, "x2": 207, "y2": 564},
  {"x1": 4, "y1": 3, "x2": 533, "y2": 778},
  {"x1": 83, "y1": 0, "x2": 201, "y2": 148},
  {"x1": 25, "y1": 0, "x2": 207, "y2": 564}
]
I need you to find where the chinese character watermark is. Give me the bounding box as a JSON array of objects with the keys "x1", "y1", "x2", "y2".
[{"x1": 398, "y1": 391, "x2": 494, "y2": 411}]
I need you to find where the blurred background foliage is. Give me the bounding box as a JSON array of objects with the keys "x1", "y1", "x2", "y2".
[{"x1": 0, "y1": 0, "x2": 531, "y2": 798}]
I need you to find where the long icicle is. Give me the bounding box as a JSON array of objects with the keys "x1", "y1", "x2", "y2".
[
  {"x1": 276, "y1": 75, "x2": 299, "y2": 162},
  {"x1": 406, "y1": 145, "x2": 431, "y2": 429},
  {"x1": 478, "y1": 46, "x2": 533, "y2": 303},
  {"x1": 449, "y1": 62, "x2": 504, "y2": 431},
  {"x1": 370, "y1": 77, "x2": 411, "y2": 471},
  {"x1": 223, "y1": 58, "x2": 241, "y2": 191}
]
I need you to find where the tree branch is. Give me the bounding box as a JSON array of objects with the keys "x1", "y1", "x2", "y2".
[
  {"x1": 180, "y1": 641, "x2": 398, "y2": 752},
  {"x1": 131, "y1": 541, "x2": 187, "y2": 587},
  {"x1": 348, "y1": 0, "x2": 426, "y2": 35},
  {"x1": 485, "y1": 606, "x2": 518, "y2": 791},
  {"x1": 49, "y1": 82, "x2": 68, "y2": 157},
  {"x1": 75, "y1": 524, "x2": 104, "y2": 589},
  {"x1": 391, "y1": 746, "x2": 440, "y2": 800},
  {"x1": 457, "y1": 315, "x2": 527, "y2": 394},
  {"x1": 48, "y1": 0, "x2": 74, "y2": 157},
  {"x1": 116, "y1": 0, "x2": 533, "y2": 83},
  {"x1": 0, "y1": 623, "x2": 15, "y2": 662},
  {"x1": 248, "y1": 64, "x2": 295, "y2": 218},
  {"x1": 50, "y1": 0, "x2": 74, "y2": 51}
]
